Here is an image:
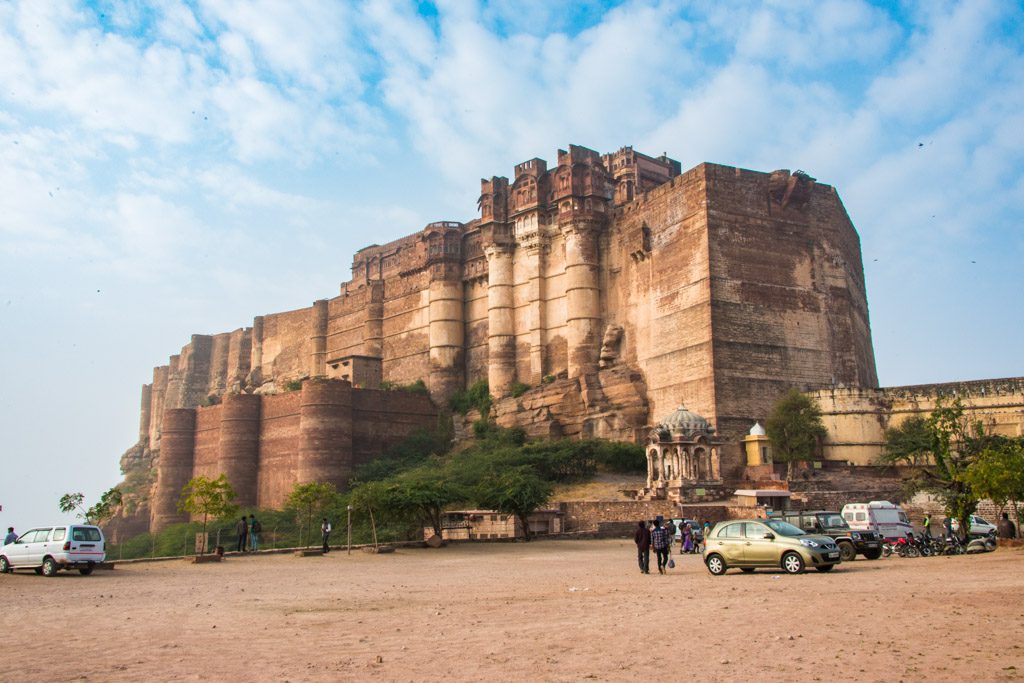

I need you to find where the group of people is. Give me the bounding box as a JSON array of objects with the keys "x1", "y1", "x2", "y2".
[
  {"x1": 632, "y1": 517, "x2": 711, "y2": 575},
  {"x1": 234, "y1": 514, "x2": 262, "y2": 552}
]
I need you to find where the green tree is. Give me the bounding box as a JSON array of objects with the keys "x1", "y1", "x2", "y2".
[
  {"x1": 878, "y1": 398, "x2": 988, "y2": 538},
  {"x1": 59, "y1": 487, "x2": 124, "y2": 525},
  {"x1": 286, "y1": 482, "x2": 341, "y2": 548},
  {"x1": 961, "y1": 439, "x2": 1024, "y2": 537},
  {"x1": 765, "y1": 389, "x2": 827, "y2": 479},
  {"x1": 392, "y1": 466, "x2": 467, "y2": 538},
  {"x1": 58, "y1": 492, "x2": 87, "y2": 519},
  {"x1": 474, "y1": 466, "x2": 552, "y2": 541},
  {"x1": 178, "y1": 475, "x2": 238, "y2": 555}
]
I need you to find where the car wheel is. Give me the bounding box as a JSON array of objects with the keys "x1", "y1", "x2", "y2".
[
  {"x1": 79, "y1": 566, "x2": 94, "y2": 576},
  {"x1": 0, "y1": 556, "x2": 9, "y2": 573},
  {"x1": 740, "y1": 567, "x2": 756, "y2": 573},
  {"x1": 838, "y1": 541, "x2": 856, "y2": 562},
  {"x1": 705, "y1": 554, "x2": 727, "y2": 575},
  {"x1": 862, "y1": 549, "x2": 882, "y2": 560},
  {"x1": 41, "y1": 557, "x2": 59, "y2": 577},
  {"x1": 782, "y1": 552, "x2": 805, "y2": 574},
  {"x1": 815, "y1": 564, "x2": 835, "y2": 572}
]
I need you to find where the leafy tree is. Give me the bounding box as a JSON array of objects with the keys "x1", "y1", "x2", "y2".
[
  {"x1": 961, "y1": 439, "x2": 1024, "y2": 537},
  {"x1": 178, "y1": 475, "x2": 238, "y2": 554},
  {"x1": 474, "y1": 466, "x2": 552, "y2": 541},
  {"x1": 878, "y1": 398, "x2": 989, "y2": 538},
  {"x1": 87, "y1": 488, "x2": 124, "y2": 526},
  {"x1": 765, "y1": 389, "x2": 827, "y2": 479},
  {"x1": 59, "y1": 487, "x2": 124, "y2": 525},
  {"x1": 392, "y1": 466, "x2": 467, "y2": 538},
  {"x1": 58, "y1": 492, "x2": 87, "y2": 519},
  {"x1": 286, "y1": 482, "x2": 341, "y2": 548}
]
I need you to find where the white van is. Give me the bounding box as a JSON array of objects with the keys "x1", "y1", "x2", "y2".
[
  {"x1": 0, "y1": 525, "x2": 106, "y2": 576},
  {"x1": 841, "y1": 501, "x2": 913, "y2": 540}
]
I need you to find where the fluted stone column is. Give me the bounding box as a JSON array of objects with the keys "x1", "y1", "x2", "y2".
[
  {"x1": 562, "y1": 220, "x2": 602, "y2": 377},
  {"x1": 217, "y1": 393, "x2": 261, "y2": 508},
  {"x1": 297, "y1": 379, "x2": 353, "y2": 490},
  {"x1": 428, "y1": 273, "x2": 464, "y2": 405},
  {"x1": 250, "y1": 316, "x2": 265, "y2": 386},
  {"x1": 524, "y1": 241, "x2": 546, "y2": 384},
  {"x1": 151, "y1": 408, "x2": 196, "y2": 532},
  {"x1": 485, "y1": 244, "x2": 516, "y2": 397},
  {"x1": 310, "y1": 299, "x2": 328, "y2": 378}
]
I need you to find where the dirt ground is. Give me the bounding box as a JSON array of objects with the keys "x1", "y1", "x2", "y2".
[{"x1": 2, "y1": 540, "x2": 1022, "y2": 682}]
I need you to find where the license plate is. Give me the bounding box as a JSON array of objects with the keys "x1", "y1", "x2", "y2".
[
  {"x1": 866, "y1": 542, "x2": 878, "y2": 547},
  {"x1": 827, "y1": 552, "x2": 839, "y2": 559}
]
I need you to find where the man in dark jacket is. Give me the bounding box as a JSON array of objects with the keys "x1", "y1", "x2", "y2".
[
  {"x1": 633, "y1": 521, "x2": 651, "y2": 574},
  {"x1": 235, "y1": 516, "x2": 248, "y2": 552},
  {"x1": 998, "y1": 512, "x2": 1017, "y2": 539}
]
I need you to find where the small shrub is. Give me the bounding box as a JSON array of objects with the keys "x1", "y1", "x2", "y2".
[
  {"x1": 541, "y1": 374, "x2": 556, "y2": 385},
  {"x1": 380, "y1": 379, "x2": 429, "y2": 395},
  {"x1": 283, "y1": 379, "x2": 303, "y2": 392},
  {"x1": 450, "y1": 379, "x2": 492, "y2": 416},
  {"x1": 510, "y1": 382, "x2": 530, "y2": 398}
]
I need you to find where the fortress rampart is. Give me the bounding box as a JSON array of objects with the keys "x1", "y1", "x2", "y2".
[{"x1": 149, "y1": 379, "x2": 435, "y2": 530}]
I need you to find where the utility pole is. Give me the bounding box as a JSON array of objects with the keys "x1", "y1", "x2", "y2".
[{"x1": 347, "y1": 505, "x2": 352, "y2": 554}]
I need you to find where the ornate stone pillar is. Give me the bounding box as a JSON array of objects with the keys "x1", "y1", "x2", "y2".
[
  {"x1": 561, "y1": 217, "x2": 603, "y2": 377},
  {"x1": 646, "y1": 447, "x2": 655, "y2": 488},
  {"x1": 485, "y1": 244, "x2": 516, "y2": 397}
]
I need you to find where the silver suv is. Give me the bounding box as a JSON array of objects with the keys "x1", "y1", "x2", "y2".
[{"x1": 0, "y1": 525, "x2": 106, "y2": 576}]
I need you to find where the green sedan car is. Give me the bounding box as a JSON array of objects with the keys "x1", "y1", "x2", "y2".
[{"x1": 703, "y1": 519, "x2": 841, "y2": 575}]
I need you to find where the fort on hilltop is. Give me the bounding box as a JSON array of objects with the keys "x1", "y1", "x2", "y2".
[{"x1": 112, "y1": 143, "x2": 1021, "y2": 538}]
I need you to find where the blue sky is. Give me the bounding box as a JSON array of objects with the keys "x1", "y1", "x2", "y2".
[{"x1": 1, "y1": 0, "x2": 1022, "y2": 532}]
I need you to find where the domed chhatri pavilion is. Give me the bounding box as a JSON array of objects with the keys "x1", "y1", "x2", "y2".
[{"x1": 641, "y1": 405, "x2": 723, "y2": 501}]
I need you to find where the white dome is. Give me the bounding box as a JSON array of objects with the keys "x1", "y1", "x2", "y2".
[{"x1": 749, "y1": 421, "x2": 766, "y2": 436}]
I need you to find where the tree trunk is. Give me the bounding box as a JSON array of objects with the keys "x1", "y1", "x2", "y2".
[
  {"x1": 518, "y1": 513, "x2": 531, "y2": 541},
  {"x1": 1013, "y1": 500, "x2": 1022, "y2": 539}
]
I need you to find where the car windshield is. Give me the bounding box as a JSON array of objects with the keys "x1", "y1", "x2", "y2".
[
  {"x1": 765, "y1": 520, "x2": 806, "y2": 537},
  {"x1": 821, "y1": 514, "x2": 847, "y2": 528}
]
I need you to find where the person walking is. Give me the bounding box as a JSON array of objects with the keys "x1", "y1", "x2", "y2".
[
  {"x1": 321, "y1": 518, "x2": 332, "y2": 553},
  {"x1": 235, "y1": 516, "x2": 248, "y2": 552},
  {"x1": 682, "y1": 522, "x2": 694, "y2": 554},
  {"x1": 943, "y1": 516, "x2": 954, "y2": 540},
  {"x1": 4, "y1": 527, "x2": 16, "y2": 545},
  {"x1": 651, "y1": 519, "x2": 670, "y2": 574},
  {"x1": 922, "y1": 513, "x2": 932, "y2": 539},
  {"x1": 633, "y1": 521, "x2": 651, "y2": 574},
  {"x1": 248, "y1": 514, "x2": 260, "y2": 552}
]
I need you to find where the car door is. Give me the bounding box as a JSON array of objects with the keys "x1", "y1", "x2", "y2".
[
  {"x1": 5, "y1": 530, "x2": 34, "y2": 567},
  {"x1": 710, "y1": 522, "x2": 746, "y2": 564},
  {"x1": 743, "y1": 522, "x2": 778, "y2": 564},
  {"x1": 24, "y1": 529, "x2": 51, "y2": 567}
]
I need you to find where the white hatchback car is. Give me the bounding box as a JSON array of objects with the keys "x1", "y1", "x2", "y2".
[
  {"x1": 951, "y1": 515, "x2": 997, "y2": 538},
  {"x1": 0, "y1": 525, "x2": 106, "y2": 576}
]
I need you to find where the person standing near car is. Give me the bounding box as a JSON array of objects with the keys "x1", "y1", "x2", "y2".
[
  {"x1": 922, "y1": 513, "x2": 932, "y2": 539},
  {"x1": 682, "y1": 522, "x2": 694, "y2": 554},
  {"x1": 943, "y1": 516, "x2": 954, "y2": 539},
  {"x1": 235, "y1": 516, "x2": 248, "y2": 552},
  {"x1": 4, "y1": 527, "x2": 16, "y2": 545},
  {"x1": 633, "y1": 521, "x2": 651, "y2": 574},
  {"x1": 321, "y1": 518, "x2": 332, "y2": 553},
  {"x1": 998, "y1": 512, "x2": 1017, "y2": 539},
  {"x1": 651, "y1": 519, "x2": 670, "y2": 574},
  {"x1": 665, "y1": 518, "x2": 677, "y2": 553}
]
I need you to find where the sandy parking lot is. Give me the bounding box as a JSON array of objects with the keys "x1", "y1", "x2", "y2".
[{"x1": 2, "y1": 540, "x2": 1022, "y2": 682}]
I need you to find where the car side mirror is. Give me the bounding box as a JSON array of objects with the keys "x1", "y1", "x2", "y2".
[{"x1": 763, "y1": 532, "x2": 775, "y2": 540}]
